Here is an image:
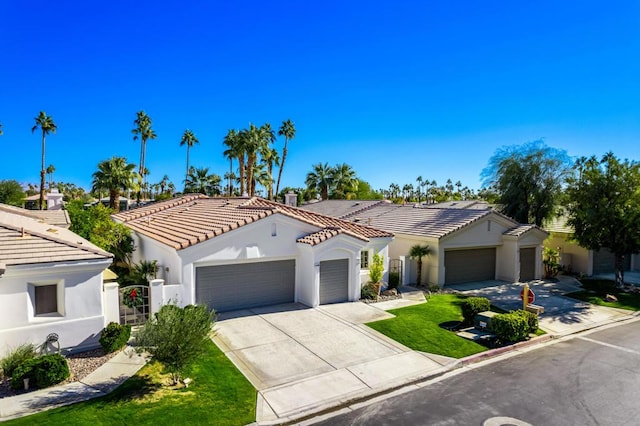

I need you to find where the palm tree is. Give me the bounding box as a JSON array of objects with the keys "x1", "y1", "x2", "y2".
[
  {"x1": 131, "y1": 111, "x2": 157, "y2": 201},
  {"x1": 416, "y1": 176, "x2": 423, "y2": 202},
  {"x1": 92, "y1": 157, "x2": 138, "y2": 211},
  {"x1": 224, "y1": 171, "x2": 237, "y2": 196},
  {"x1": 260, "y1": 146, "x2": 280, "y2": 200},
  {"x1": 32, "y1": 112, "x2": 57, "y2": 210},
  {"x1": 184, "y1": 167, "x2": 221, "y2": 196},
  {"x1": 46, "y1": 164, "x2": 55, "y2": 189},
  {"x1": 179, "y1": 129, "x2": 199, "y2": 191},
  {"x1": 223, "y1": 129, "x2": 245, "y2": 196},
  {"x1": 409, "y1": 244, "x2": 431, "y2": 287},
  {"x1": 330, "y1": 163, "x2": 358, "y2": 199},
  {"x1": 0, "y1": 121, "x2": 3, "y2": 136},
  {"x1": 275, "y1": 119, "x2": 296, "y2": 200},
  {"x1": 305, "y1": 162, "x2": 333, "y2": 200},
  {"x1": 158, "y1": 174, "x2": 170, "y2": 194}
]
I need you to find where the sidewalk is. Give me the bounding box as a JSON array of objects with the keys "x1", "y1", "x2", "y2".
[{"x1": 0, "y1": 348, "x2": 148, "y2": 422}]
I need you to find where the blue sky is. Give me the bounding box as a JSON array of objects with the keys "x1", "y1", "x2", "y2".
[{"x1": 1, "y1": 1, "x2": 639, "y2": 194}]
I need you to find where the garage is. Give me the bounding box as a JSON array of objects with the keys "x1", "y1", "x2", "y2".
[
  {"x1": 592, "y1": 249, "x2": 631, "y2": 275},
  {"x1": 319, "y1": 259, "x2": 349, "y2": 304},
  {"x1": 195, "y1": 260, "x2": 295, "y2": 312},
  {"x1": 519, "y1": 247, "x2": 536, "y2": 281},
  {"x1": 445, "y1": 248, "x2": 496, "y2": 285}
]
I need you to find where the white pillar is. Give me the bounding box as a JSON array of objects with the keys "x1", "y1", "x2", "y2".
[
  {"x1": 103, "y1": 282, "x2": 120, "y2": 325},
  {"x1": 399, "y1": 255, "x2": 409, "y2": 285},
  {"x1": 149, "y1": 279, "x2": 165, "y2": 315}
]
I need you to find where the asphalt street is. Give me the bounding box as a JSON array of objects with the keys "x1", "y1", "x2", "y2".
[{"x1": 312, "y1": 320, "x2": 640, "y2": 426}]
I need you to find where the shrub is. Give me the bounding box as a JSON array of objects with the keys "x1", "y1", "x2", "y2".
[
  {"x1": 100, "y1": 322, "x2": 132, "y2": 354},
  {"x1": 136, "y1": 303, "x2": 215, "y2": 384},
  {"x1": 428, "y1": 284, "x2": 441, "y2": 293},
  {"x1": 369, "y1": 253, "x2": 384, "y2": 284},
  {"x1": 513, "y1": 309, "x2": 538, "y2": 333},
  {"x1": 11, "y1": 354, "x2": 69, "y2": 390},
  {"x1": 490, "y1": 312, "x2": 529, "y2": 343},
  {"x1": 1, "y1": 343, "x2": 36, "y2": 379},
  {"x1": 388, "y1": 271, "x2": 400, "y2": 290},
  {"x1": 361, "y1": 282, "x2": 379, "y2": 300},
  {"x1": 461, "y1": 297, "x2": 491, "y2": 324}
]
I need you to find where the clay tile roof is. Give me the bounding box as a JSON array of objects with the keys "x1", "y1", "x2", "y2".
[
  {"x1": 112, "y1": 195, "x2": 392, "y2": 250},
  {"x1": 299, "y1": 199, "x2": 390, "y2": 219},
  {"x1": 504, "y1": 224, "x2": 548, "y2": 238},
  {"x1": 0, "y1": 203, "x2": 71, "y2": 228},
  {"x1": 297, "y1": 228, "x2": 355, "y2": 246},
  {"x1": 0, "y1": 211, "x2": 112, "y2": 267}
]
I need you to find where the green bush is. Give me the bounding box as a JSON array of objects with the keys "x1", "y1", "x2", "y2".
[
  {"x1": 369, "y1": 253, "x2": 384, "y2": 284},
  {"x1": 461, "y1": 297, "x2": 491, "y2": 324},
  {"x1": 388, "y1": 272, "x2": 400, "y2": 290},
  {"x1": 1, "y1": 343, "x2": 36, "y2": 379},
  {"x1": 100, "y1": 322, "x2": 132, "y2": 353},
  {"x1": 11, "y1": 354, "x2": 69, "y2": 390},
  {"x1": 513, "y1": 309, "x2": 538, "y2": 333},
  {"x1": 361, "y1": 283, "x2": 379, "y2": 300},
  {"x1": 490, "y1": 312, "x2": 529, "y2": 343}
]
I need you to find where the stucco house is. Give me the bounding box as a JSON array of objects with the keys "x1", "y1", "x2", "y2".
[
  {"x1": 0, "y1": 208, "x2": 113, "y2": 357},
  {"x1": 112, "y1": 195, "x2": 393, "y2": 313},
  {"x1": 300, "y1": 200, "x2": 548, "y2": 287}
]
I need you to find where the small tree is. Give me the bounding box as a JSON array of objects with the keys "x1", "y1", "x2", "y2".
[
  {"x1": 543, "y1": 247, "x2": 561, "y2": 279},
  {"x1": 409, "y1": 244, "x2": 431, "y2": 287},
  {"x1": 136, "y1": 303, "x2": 215, "y2": 385},
  {"x1": 369, "y1": 252, "x2": 384, "y2": 284}
]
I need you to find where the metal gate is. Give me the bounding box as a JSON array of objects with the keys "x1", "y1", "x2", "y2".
[
  {"x1": 389, "y1": 259, "x2": 403, "y2": 286},
  {"x1": 119, "y1": 285, "x2": 150, "y2": 325}
]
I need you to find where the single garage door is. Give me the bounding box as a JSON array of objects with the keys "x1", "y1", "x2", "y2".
[
  {"x1": 445, "y1": 248, "x2": 496, "y2": 285},
  {"x1": 195, "y1": 260, "x2": 295, "y2": 312},
  {"x1": 592, "y1": 249, "x2": 631, "y2": 275},
  {"x1": 319, "y1": 259, "x2": 349, "y2": 304},
  {"x1": 519, "y1": 247, "x2": 536, "y2": 282}
]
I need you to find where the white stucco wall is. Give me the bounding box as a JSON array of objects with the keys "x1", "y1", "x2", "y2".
[{"x1": 0, "y1": 259, "x2": 112, "y2": 357}]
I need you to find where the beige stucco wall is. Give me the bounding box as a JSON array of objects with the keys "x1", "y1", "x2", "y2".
[{"x1": 545, "y1": 233, "x2": 590, "y2": 275}]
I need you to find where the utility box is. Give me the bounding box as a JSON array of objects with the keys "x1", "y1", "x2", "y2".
[{"x1": 474, "y1": 311, "x2": 498, "y2": 331}]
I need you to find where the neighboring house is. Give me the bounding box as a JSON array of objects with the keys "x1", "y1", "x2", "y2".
[
  {"x1": 544, "y1": 216, "x2": 636, "y2": 276},
  {"x1": 0, "y1": 202, "x2": 71, "y2": 229},
  {"x1": 300, "y1": 200, "x2": 548, "y2": 286},
  {"x1": 0, "y1": 209, "x2": 113, "y2": 357},
  {"x1": 112, "y1": 195, "x2": 393, "y2": 313}
]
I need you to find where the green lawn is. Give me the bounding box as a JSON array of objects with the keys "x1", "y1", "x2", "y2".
[
  {"x1": 366, "y1": 294, "x2": 488, "y2": 358},
  {"x1": 566, "y1": 279, "x2": 640, "y2": 311},
  {"x1": 6, "y1": 340, "x2": 256, "y2": 426}
]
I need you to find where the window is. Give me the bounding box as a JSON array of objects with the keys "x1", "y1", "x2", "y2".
[
  {"x1": 360, "y1": 250, "x2": 370, "y2": 269},
  {"x1": 35, "y1": 284, "x2": 58, "y2": 315}
]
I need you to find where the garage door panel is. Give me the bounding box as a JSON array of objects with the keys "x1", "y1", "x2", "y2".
[
  {"x1": 320, "y1": 259, "x2": 349, "y2": 304},
  {"x1": 519, "y1": 247, "x2": 536, "y2": 281},
  {"x1": 445, "y1": 248, "x2": 496, "y2": 285},
  {"x1": 196, "y1": 260, "x2": 295, "y2": 313}
]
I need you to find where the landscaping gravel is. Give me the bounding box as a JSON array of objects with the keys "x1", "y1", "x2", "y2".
[{"x1": 0, "y1": 348, "x2": 119, "y2": 399}]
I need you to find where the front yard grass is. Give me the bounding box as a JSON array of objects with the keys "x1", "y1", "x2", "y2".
[
  {"x1": 6, "y1": 339, "x2": 256, "y2": 426},
  {"x1": 566, "y1": 279, "x2": 640, "y2": 311},
  {"x1": 366, "y1": 293, "x2": 488, "y2": 358}
]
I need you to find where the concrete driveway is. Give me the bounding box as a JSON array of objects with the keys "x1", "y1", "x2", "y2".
[
  {"x1": 212, "y1": 300, "x2": 452, "y2": 421},
  {"x1": 449, "y1": 276, "x2": 633, "y2": 336}
]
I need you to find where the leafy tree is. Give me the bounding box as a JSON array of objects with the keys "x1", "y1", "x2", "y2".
[
  {"x1": 306, "y1": 162, "x2": 333, "y2": 200},
  {"x1": 131, "y1": 111, "x2": 157, "y2": 201},
  {"x1": 275, "y1": 119, "x2": 296, "y2": 199},
  {"x1": 136, "y1": 303, "x2": 215, "y2": 385},
  {"x1": 409, "y1": 244, "x2": 431, "y2": 287},
  {"x1": 32, "y1": 111, "x2": 57, "y2": 210},
  {"x1": 481, "y1": 140, "x2": 571, "y2": 226},
  {"x1": 0, "y1": 180, "x2": 25, "y2": 206},
  {"x1": 91, "y1": 157, "x2": 138, "y2": 211},
  {"x1": 566, "y1": 153, "x2": 640, "y2": 287},
  {"x1": 184, "y1": 167, "x2": 221, "y2": 195},
  {"x1": 354, "y1": 180, "x2": 383, "y2": 200},
  {"x1": 179, "y1": 129, "x2": 199, "y2": 191}
]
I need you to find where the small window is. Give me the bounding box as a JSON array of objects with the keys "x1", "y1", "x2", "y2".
[
  {"x1": 360, "y1": 250, "x2": 370, "y2": 269},
  {"x1": 487, "y1": 220, "x2": 491, "y2": 232},
  {"x1": 35, "y1": 284, "x2": 58, "y2": 315}
]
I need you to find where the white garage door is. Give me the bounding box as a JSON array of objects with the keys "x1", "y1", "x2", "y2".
[
  {"x1": 319, "y1": 259, "x2": 349, "y2": 304},
  {"x1": 445, "y1": 248, "x2": 496, "y2": 285},
  {"x1": 195, "y1": 260, "x2": 295, "y2": 313}
]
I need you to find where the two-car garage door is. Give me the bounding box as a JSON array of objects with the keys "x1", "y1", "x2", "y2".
[
  {"x1": 196, "y1": 260, "x2": 295, "y2": 313},
  {"x1": 444, "y1": 248, "x2": 496, "y2": 285}
]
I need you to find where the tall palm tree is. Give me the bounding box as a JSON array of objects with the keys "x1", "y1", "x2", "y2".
[
  {"x1": 131, "y1": 111, "x2": 157, "y2": 201},
  {"x1": 179, "y1": 129, "x2": 199, "y2": 191},
  {"x1": 32, "y1": 111, "x2": 57, "y2": 210},
  {"x1": 91, "y1": 157, "x2": 138, "y2": 211},
  {"x1": 239, "y1": 124, "x2": 262, "y2": 197},
  {"x1": 305, "y1": 162, "x2": 333, "y2": 200},
  {"x1": 330, "y1": 163, "x2": 358, "y2": 199},
  {"x1": 409, "y1": 244, "x2": 431, "y2": 287},
  {"x1": 260, "y1": 145, "x2": 280, "y2": 200},
  {"x1": 416, "y1": 176, "x2": 423, "y2": 203},
  {"x1": 224, "y1": 171, "x2": 237, "y2": 196},
  {"x1": 46, "y1": 164, "x2": 55, "y2": 189},
  {"x1": 275, "y1": 119, "x2": 295, "y2": 200},
  {"x1": 223, "y1": 129, "x2": 245, "y2": 196},
  {"x1": 184, "y1": 167, "x2": 221, "y2": 196}
]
